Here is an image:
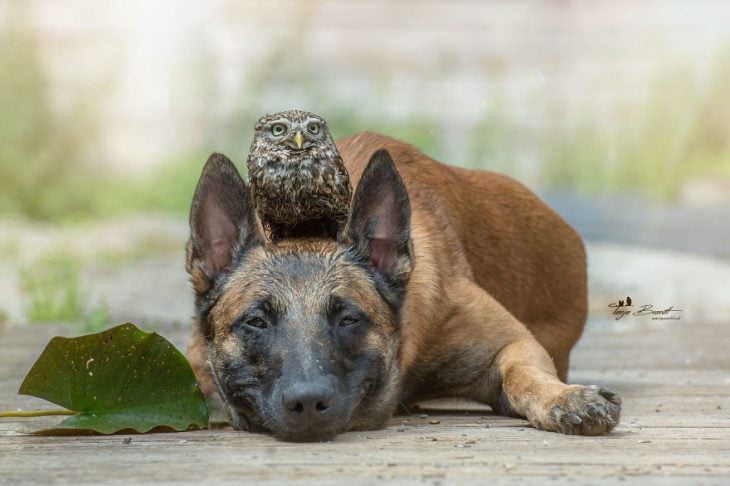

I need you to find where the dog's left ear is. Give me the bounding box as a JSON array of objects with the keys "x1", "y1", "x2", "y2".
[{"x1": 340, "y1": 149, "x2": 413, "y2": 306}]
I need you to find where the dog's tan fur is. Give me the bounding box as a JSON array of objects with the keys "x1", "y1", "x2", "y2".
[
  {"x1": 187, "y1": 132, "x2": 621, "y2": 436},
  {"x1": 336, "y1": 133, "x2": 587, "y2": 379}
]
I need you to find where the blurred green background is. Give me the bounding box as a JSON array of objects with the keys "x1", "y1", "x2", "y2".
[
  {"x1": 3, "y1": 1, "x2": 730, "y2": 223},
  {"x1": 1, "y1": 1, "x2": 729, "y2": 328}
]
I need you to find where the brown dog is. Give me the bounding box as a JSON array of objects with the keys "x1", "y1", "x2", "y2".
[{"x1": 185, "y1": 132, "x2": 621, "y2": 441}]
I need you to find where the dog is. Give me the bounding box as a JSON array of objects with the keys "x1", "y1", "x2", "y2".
[{"x1": 185, "y1": 132, "x2": 621, "y2": 442}]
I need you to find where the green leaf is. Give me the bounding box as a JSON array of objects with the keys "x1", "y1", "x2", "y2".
[{"x1": 18, "y1": 323, "x2": 208, "y2": 434}]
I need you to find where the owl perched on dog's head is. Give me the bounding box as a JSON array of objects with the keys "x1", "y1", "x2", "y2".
[{"x1": 246, "y1": 110, "x2": 352, "y2": 241}]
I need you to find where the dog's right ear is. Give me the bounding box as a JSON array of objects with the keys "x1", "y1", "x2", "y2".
[
  {"x1": 340, "y1": 149, "x2": 413, "y2": 308},
  {"x1": 186, "y1": 153, "x2": 263, "y2": 297}
]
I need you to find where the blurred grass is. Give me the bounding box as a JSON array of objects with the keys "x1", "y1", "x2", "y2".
[
  {"x1": 19, "y1": 252, "x2": 110, "y2": 331},
  {"x1": 19, "y1": 254, "x2": 84, "y2": 322},
  {"x1": 0, "y1": 15, "x2": 205, "y2": 223},
  {"x1": 2, "y1": 12, "x2": 730, "y2": 224},
  {"x1": 544, "y1": 55, "x2": 730, "y2": 198},
  {"x1": 94, "y1": 152, "x2": 209, "y2": 219},
  {"x1": 215, "y1": 26, "x2": 446, "y2": 169},
  {"x1": 328, "y1": 114, "x2": 441, "y2": 158},
  {"x1": 0, "y1": 15, "x2": 442, "y2": 222},
  {"x1": 0, "y1": 20, "x2": 100, "y2": 222}
]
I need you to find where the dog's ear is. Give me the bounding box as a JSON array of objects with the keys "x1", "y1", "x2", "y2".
[
  {"x1": 341, "y1": 149, "x2": 413, "y2": 306},
  {"x1": 186, "y1": 153, "x2": 263, "y2": 297}
]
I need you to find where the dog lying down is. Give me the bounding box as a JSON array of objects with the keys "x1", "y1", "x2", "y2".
[{"x1": 184, "y1": 132, "x2": 621, "y2": 442}]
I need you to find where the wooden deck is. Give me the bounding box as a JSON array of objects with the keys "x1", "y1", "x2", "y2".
[{"x1": 1, "y1": 316, "x2": 728, "y2": 485}]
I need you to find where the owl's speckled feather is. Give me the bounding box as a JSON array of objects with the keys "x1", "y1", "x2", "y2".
[{"x1": 247, "y1": 110, "x2": 352, "y2": 241}]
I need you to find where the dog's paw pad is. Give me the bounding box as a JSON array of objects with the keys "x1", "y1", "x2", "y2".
[{"x1": 549, "y1": 385, "x2": 621, "y2": 435}]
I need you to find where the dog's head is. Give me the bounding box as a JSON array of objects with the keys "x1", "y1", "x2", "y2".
[{"x1": 186, "y1": 149, "x2": 412, "y2": 441}]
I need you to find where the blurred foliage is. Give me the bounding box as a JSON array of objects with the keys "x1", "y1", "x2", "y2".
[
  {"x1": 95, "y1": 152, "x2": 209, "y2": 218},
  {"x1": 94, "y1": 235, "x2": 187, "y2": 268},
  {"x1": 544, "y1": 54, "x2": 730, "y2": 198},
  {"x1": 79, "y1": 304, "x2": 113, "y2": 333},
  {"x1": 462, "y1": 110, "x2": 517, "y2": 171},
  {"x1": 330, "y1": 114, "x2": 441, "y2": 157},
  {"x1": 0, "y1": 14, "x2": 200, "y2": 223},
  {"x1": 19, "y1": 252, "x2": 110, "y2": 331},
  {"x1": 213, "y1": 17, "x2": 446, "y2": 167},
  {"x1": 0, "y1": 14, "x2": 445, "y2": 222},
  {"x1": 2, "y1": 10, "x2": 730, "y2": 224},
  {"x1": 0, "y1": 20, "x2": 100, "y2": 221}
]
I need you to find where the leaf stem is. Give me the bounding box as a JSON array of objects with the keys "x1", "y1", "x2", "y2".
[{"x1": 0, "y1": 409, "x2": 75, "y2": 417}]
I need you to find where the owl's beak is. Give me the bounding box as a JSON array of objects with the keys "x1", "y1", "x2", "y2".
[{"x1": 293, "y1": 131, "x2": 304, "y2": 149}]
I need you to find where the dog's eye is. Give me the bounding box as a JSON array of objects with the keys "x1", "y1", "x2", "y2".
[
  {"x1": 338, "y1": 316, "x2": 359, "y2": 327},
  {"x1": 245, "y1": 317, "x2": 268, "y2": 329}
]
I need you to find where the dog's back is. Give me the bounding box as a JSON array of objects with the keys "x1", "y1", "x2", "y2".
[
  {"x1": 187, "y1": 136, "x2": 619, "y2": 438},
  {"x1": 337, "y1": 132, "x2": 587, "y2": 378}
]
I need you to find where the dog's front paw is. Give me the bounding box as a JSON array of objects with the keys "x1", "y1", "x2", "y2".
[{"x1": 539, "y1": 385, "x2": 622, "y2": 435}]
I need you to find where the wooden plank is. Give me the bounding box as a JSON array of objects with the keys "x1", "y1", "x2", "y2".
[{"x1": 1, "y1": 319, "x2": 729, "y2": 484}]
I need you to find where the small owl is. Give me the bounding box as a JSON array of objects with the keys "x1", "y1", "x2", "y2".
[{"x1": 246, "y1": 110, "x2": 352, "y2": 241}]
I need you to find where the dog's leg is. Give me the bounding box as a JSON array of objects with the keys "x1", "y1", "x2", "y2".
[
  {"x1": 442, "y1": 280, "x2": 621, "y2": 435},
  {"x1": 490, "y1": 336, "x2": 621, "y2": 435}
]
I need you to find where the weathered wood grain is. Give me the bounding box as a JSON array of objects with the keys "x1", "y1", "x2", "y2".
[{"x1": 1, "y1": 316, "x2": 728, "y2": 485}]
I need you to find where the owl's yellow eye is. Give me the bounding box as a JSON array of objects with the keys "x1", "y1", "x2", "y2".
[
  {"x1": 307, "y1": 123, "x2": 320, "y2": 135},
  {"x1": 271, "y1": 124, "x2": 286, "y2": 136}
]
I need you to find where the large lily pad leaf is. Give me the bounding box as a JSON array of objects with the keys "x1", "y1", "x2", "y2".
[{"x1": 19, "y1": 323, "x2": 208, "y2": 434}]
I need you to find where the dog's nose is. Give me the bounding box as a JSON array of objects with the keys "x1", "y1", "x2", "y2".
[{"x1": 282, "y1": 381, "x2": 334, "y2": 419}]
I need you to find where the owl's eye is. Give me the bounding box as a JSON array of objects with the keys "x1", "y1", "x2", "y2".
[
  {"x1": 307, "y1": 123, "x2": 320, "y2": 135},
  {"x1": 271, "y1": 124, "x2": 286, "y2": 136}
]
